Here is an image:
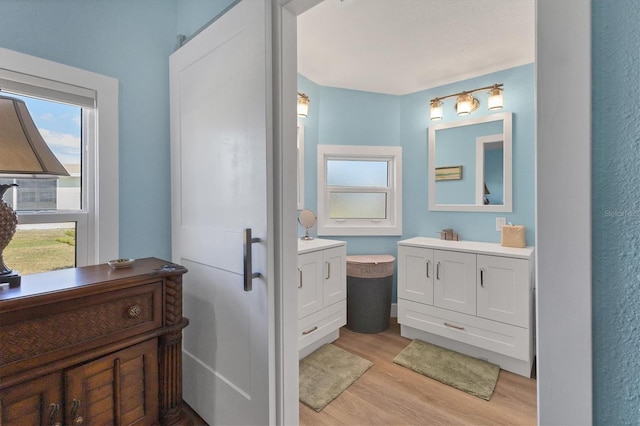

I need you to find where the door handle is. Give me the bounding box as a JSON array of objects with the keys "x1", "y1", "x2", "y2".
[
  {"x1": 436, "y1": 261, "x2": 441, "y2": 280},
  {"x1": 480, "y1": 268, "x2": 485, "y2": 287},
  {"x1": 325, "y1": 261, "x2": 331, "y2": 279},
  {"x1": 298, "y1": 268, "x2": 303, "y2": 288},
  {"x1": 426, "y1": 260, "x2": 431, "y2": 278},
  {"x1": 243, "y1": 228, "x2": 262, "y2": 292}
]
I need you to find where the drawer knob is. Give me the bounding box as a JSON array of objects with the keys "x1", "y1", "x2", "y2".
[{"x1": 128, "y1": 304, "x2": 142, "y2": 318}]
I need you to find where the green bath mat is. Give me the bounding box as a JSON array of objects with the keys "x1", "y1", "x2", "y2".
[
  {"x1": 393, "y1": 339, "x2": 500, "y2": 400},
  {"x1": 299, "y1": 344, "x2": 373, "y2": 411}
]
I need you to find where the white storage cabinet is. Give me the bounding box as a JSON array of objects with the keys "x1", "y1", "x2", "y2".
[
  {"x1": 397, "y1": 237, "x2": 535, "y2": 377},
  {"x1": 297, "y1": 239, "x2": 347, "y2": 358}
]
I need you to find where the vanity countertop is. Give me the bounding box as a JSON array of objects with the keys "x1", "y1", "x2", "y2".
[
  {"x1": 398, "y1": 237, "x2": 534, "y2": 259},
  {"x1": 298, "y1": 238, "x2": 345, "y2": 254}
]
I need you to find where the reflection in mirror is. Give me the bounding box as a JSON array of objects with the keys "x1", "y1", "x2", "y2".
[
  {"x1": 297, "y1": 124, "x2": 305, "y2": 209},
  {"x1": 476, "y1": 134, "x2": 504, "y2": 205},
  {"x1": 298, "y1": 209, "x2": 317, "y2": 240},
  {"x1": 428, "y1": 112, "x2": 512, "y2": 212}
]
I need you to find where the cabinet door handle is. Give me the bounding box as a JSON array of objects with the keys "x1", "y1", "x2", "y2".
[
  {"x1": 436, "y1": 261, "x2": 441, "y2": 280},
  {"x1": 480, "y1": 268, "x2": 485, "y2": 287},
  {"x1": 302, "y1": 326, "x2": 318, "y2": 335},
  {"x1": 444, "y1": 322, "x2": 465, "y2": 331},
  {"x1": 426, "y1": 260, "x2": 431, "y2": 278},
  {"x1": 48, "y1": 402, "x2": 61, "y2": 425},
  {"x1": 70, "y1": 399, "x2": 83, "y2": 424},
  {"x1": 243, "y1": 228, "x2": 262, "y2": 292},
  {"x1": 298, "y1": 268, "x2": 303, "y2": 288},
  {"x1": 325, "y1": 261, "x2": 331, "y2": 280}
]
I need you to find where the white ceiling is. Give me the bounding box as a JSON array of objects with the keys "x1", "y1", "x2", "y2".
[{"x1": 297, "y1": 0, "x2": 535, "y2": 96}]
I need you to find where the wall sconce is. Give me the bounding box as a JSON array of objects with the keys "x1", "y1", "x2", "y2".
[
  {"x1": 430, "y1": 84, "x2": 503, "y2": 120},
  {"x1": 297, "y1": 92, "x2": 309, "y2": 118}
]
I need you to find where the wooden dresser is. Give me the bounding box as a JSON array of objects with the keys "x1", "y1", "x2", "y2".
[{"x1": 0, "y1": 258, "x2": 189, "y2": 425}]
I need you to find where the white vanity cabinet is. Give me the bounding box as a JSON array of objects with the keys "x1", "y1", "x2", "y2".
[
  {"x1": 298, "y1": 239, "x2": 347, "y2": 358},
  {"x1": 397, "y1": 237, "x2": 535, "y2": 377}
]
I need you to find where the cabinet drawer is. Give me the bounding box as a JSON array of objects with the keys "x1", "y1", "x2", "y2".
[
  {"x1": 0, "y1": 282, "x2": 163, "y2": 367},
  {"x1": 298, "y1": 300, "x2": 346, "y2": 351},
  {"x1": 398, "y1": 299, "x2": 529, "y2": 361}
]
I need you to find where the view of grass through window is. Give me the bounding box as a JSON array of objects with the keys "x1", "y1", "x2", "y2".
[
  {"x1": 4, "y1": 224, "x2": 76, "y2": 275},
  {"x1": 0, "y1": 91, "x2": 82, "y2": 275}
]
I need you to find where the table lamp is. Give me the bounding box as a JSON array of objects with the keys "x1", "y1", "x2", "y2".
[{"x1": 0, "y1": 94, "x2": 69, "y2": 288}]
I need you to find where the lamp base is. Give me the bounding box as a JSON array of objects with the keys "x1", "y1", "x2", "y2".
[{"x1": 0, "y1": 271, "x2": 20, "y2": 288}]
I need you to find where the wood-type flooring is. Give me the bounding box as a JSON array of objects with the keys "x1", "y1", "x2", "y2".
[{"x1": 300, "y1": 319, "x2": 537, "y2": 426}]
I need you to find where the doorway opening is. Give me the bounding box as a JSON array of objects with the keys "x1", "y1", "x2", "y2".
[{"x1": 294, "y1": 1, "x2": 537, "y2": 423}]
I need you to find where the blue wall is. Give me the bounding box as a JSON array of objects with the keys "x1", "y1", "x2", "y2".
[
  {"x1": 176, "y1": 0, "x2": 236, "y2": 39},
  {"x1": 0, "y1": 0, "x2": 236, "y2": 260},
  {"x1": 299, "y1": 64, "x2": 535, "y2": 301},
  {"x1": 0, "y1": 0, "x2": 178, "y2": 260},
  {"x1": 592, "y1": 1, "x2": 640, "y2": 423},
  {"x1": 402, "y1": 64, "x2": 536, "y2": 244}
]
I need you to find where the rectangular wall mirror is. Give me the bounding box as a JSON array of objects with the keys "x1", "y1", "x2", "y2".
[{"x1": 428, "y1": 112, "x2": 512, "y2": 212}]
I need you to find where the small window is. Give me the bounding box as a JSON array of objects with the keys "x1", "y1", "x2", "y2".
[
  {"x1": 0, "y1": 93, "x2": 84, "y2": 273},
  {"x1": 1, "y1": 47, "x2": 119, "y2": 273},
  {"x1": 317, "y1": 145, "x2": 402, "y2": 236}
]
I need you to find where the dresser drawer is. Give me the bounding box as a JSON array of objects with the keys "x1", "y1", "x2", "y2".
[
  {"x1": 0, "y1": 282, "x2": 163, "y2": 368},
  {"x1": 298, "y1": 300, "x2": 346, "y2": 351},
  {"x1": 398, "y1": 299, "x2": 529, "y2": 361}
]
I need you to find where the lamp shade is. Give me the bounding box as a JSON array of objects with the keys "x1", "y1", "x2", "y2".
[
  {"x1": 456, "y1": 93, "x2": 475, "y2": 116},
  {"x1": 430, "y1": 99, "x2": 443, "y2": 120},
  {"x1": 0, "y1": 94, "x2": 69, "y2": 177},
  {"x1": 297, "y1": 92, "x2": 309, "y2": 118},
  {"x1": 487, "y1": 86, "x2": 504, "y2": 110}
]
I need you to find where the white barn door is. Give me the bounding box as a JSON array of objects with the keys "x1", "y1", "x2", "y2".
[{"x1": 169, "y1": 1, "x2": 274, "y2": 424}]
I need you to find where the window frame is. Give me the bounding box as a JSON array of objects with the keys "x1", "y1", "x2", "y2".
[
  {"x1": 317, "y1": 144, "x2": 402, "y2": 236},
  {"x1": 0, "y1": 47, "x2": 119, "y2": 266}
]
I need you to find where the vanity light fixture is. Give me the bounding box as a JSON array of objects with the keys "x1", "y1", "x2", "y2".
[
  {"x1": 429, "y1": 83, "x2": 503, "y2": 120},
  {"x1": 297, "y1": 92, "x2": 310, "y2": 118}
]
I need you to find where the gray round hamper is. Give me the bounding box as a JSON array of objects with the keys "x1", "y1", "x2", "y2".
[{"x1": 345, "y1": 254, "x2": 395, "y2": 334}]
